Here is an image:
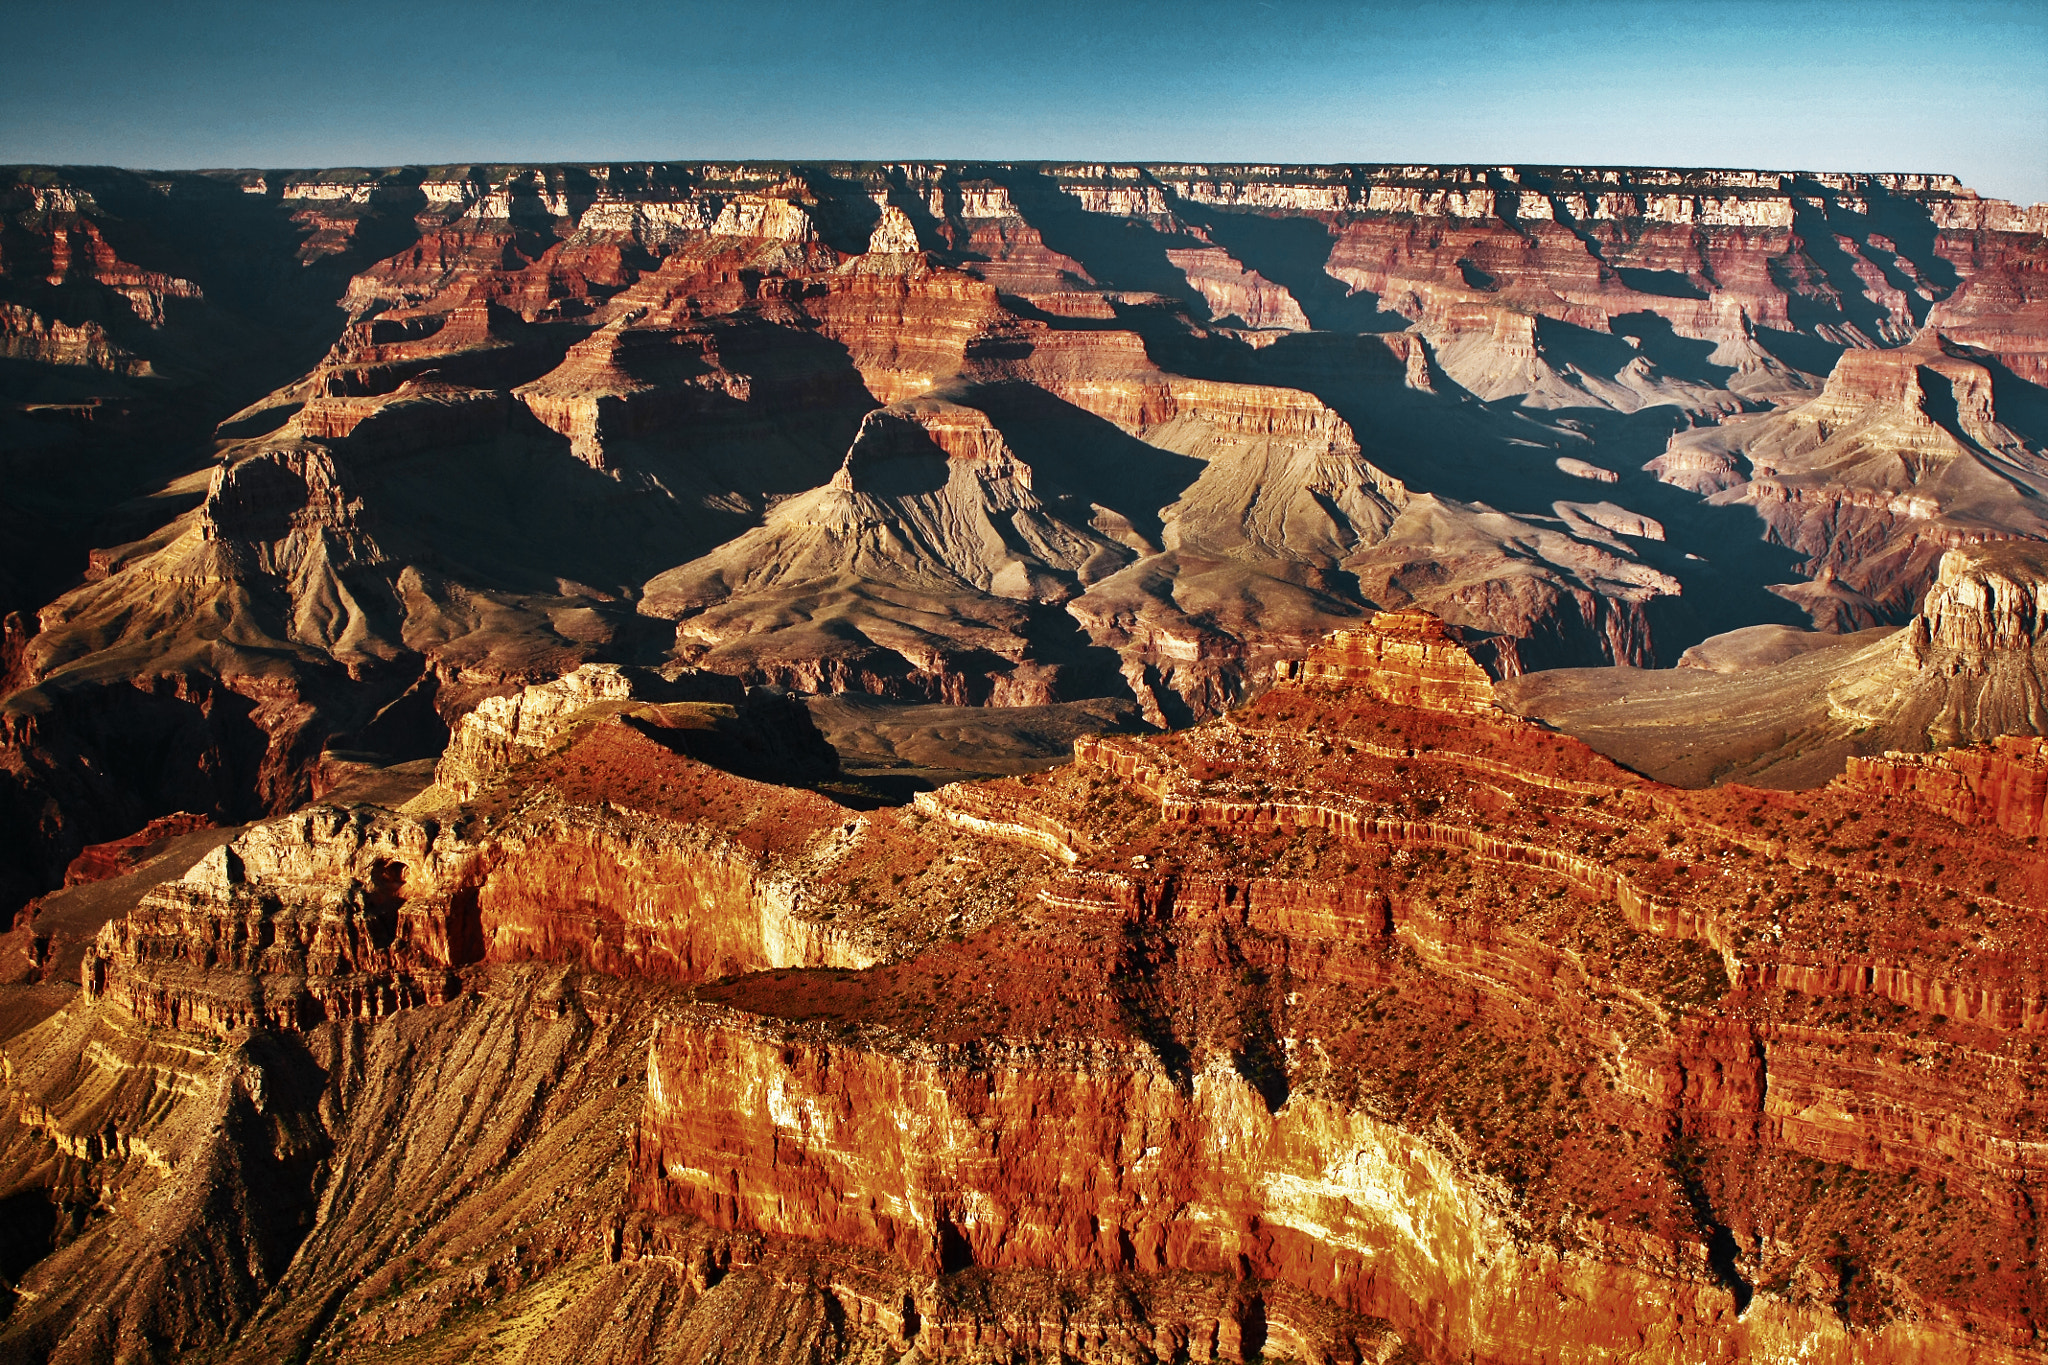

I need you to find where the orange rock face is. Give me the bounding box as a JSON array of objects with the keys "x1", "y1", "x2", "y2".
[
  {"x1": 1846, "y1": 737, "x2": 2048, "y2": 841},
  {"x1": 58, "y1": 812, "x2": 216, "y2": 888},
  {"x1": 637, "y1": 617, "x2": 2048, "y2": 1361},
  {"x1": 1271, "y1": 608, "x2": 1503, "y2": 713},
  {"x1": 8, "y1": 612, "x2": 2048, "y2": 1359}
]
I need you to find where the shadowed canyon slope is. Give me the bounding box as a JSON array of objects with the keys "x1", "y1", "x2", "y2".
[
  {"x1": 5, "y1": 160, "x2": 2048, "y2": 920},
  {"x1": 1, "y1": 615, "x2": 2045, "y2": 1361}
]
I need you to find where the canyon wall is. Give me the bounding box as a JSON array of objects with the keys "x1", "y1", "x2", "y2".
[
  {"x1": 3, "y1": 156, "x2": 2047, "y2": 1357},
  {"x1": 5, "y1": 160, "x2": 2047, "y2": 918},
  {"x1": 3, "y1": 614, "x2": 2041, "y2": 1360}
]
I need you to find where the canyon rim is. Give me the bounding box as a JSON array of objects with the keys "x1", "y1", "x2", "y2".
[{"x1": 0, "y1": 154, "x2": 2044, "y2": 1363}]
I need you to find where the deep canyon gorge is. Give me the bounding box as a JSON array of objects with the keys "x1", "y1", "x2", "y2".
[{"x1": 1, "y1": 159, "x2": 2046, "y2": 1362}]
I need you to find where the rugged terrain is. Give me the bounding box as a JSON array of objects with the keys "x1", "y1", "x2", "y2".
[
  {"x1": 1, "y1": 611, "x2": 2044, "y2": 1362},
  {"x1": 5, "y1": 161, "x2": 2048, "y2": 921},
  {"x1": 1502, "y1": 539, "x2": 2048, "y2": 787},
  {"x1": 4, "y1": 159, "x2": 2048, "y2": 1362}
]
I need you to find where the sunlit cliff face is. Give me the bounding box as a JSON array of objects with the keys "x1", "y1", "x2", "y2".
[{"x1": 0, "y1": 610, "x2": 2039, "y2": 1361}]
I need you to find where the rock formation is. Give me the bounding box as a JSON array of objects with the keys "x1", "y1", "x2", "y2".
[
  {"x1": 0, "y1": 612, "x2": 2043, "y2": 1360},
  {"x1": 5, "y1": 161, "x2": 2046, "y2": 920},
  {"x1": 1503, "y1": 540, "x2": 2048, "y2": 787},
  {"x1": 1649, "y1": 332, "x2": 2048, "y2": 627},
  {"x1": 3, "y1": 158, "x2": 2048, "y2": 1357}
]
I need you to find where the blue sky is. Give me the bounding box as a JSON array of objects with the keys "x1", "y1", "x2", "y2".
[{"x1": 5, "y1": 0, "x2": 2043, "y2": 202}]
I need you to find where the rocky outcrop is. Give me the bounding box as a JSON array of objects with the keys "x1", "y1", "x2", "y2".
[
  {"x1": 1830, "y1": 542, "x2": 2048, "y2": 749},
  {"x1": 1845, "y1": 736, "x2": 2048, "y2": 841},
  {"x1": 636, "y1": 1008, "x2": 2036, "y2": 1362},
  {"x1": 1165, "y1": 246, "x2": 1311, "y2": 330},
  {"x1": 1270, "y1": 608, "x2": 1503, "y2": 713},
  {"x1": 1909, "y1": 542, "x2": 2048, "y2": 658},
  {"x1": 58, "y1": 812, "x2": 216, "y2": 887},
  {"x1": 78, "y1": 803, "x2": 475, "y2": 1032},
  {"x1": 641, "y1": 394, "x2": 1136, "y2": 691},
  {"x1": 426, "y1": 662, "x2": 755, "y2": 801},
  {"x1": 11, "y1": 160, "x2": 2039, "y2": 879},
  {"x1": 1838, "y1": 551, "x2": 2048, "y2": 832},
  {"x1": 8, "y1": 608, "x2": 2048, "y2": 1360},
  {"x1": 71, "y1": 658, "x2": 857, "y2": 1035},
  {"x1": 621, "y1": 611, "x2": 2048, "y2": 1361},
  {"x1": 78, "y1": 731, "x2": 863, "y2": 1036}
]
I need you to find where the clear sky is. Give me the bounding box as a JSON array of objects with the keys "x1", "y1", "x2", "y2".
[{"x1": 4, "y1": 0, "x2": 2043, "y2": 203}]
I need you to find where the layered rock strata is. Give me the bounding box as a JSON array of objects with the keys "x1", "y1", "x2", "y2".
[
  {"x1": 8, "y1": 160, "x2": 2047, "y2": 923},
  {"x1": 0, "y1": 156, "x2": 2046, "y2": 1363},
  {"x1": 8, "y1": 612, "x2": 2039, "y2": 1360},
  {"x1": 628, "y1": 620, "x2": 2047, "y2": 1362}
]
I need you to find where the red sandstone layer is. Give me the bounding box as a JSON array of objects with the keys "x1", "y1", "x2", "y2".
[{"x1": 41, "y1": 615, "x2": 2035, "y2": 1361}]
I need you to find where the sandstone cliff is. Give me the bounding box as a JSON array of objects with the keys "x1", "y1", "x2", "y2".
[
  {"x1": 7, "y1": 160, "x2": 2046, "y2": 922},
  {"x1": 2, "y1": 612, "x2": 2043, "y2": 1361}
]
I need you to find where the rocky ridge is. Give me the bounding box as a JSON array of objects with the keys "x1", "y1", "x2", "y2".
[
  {"x1": 5, "y1": 159, "x2": 2048, "y2": 921},
  {"x1": 0, "y1": 612, "x2": 2041, "y2": 1360}
]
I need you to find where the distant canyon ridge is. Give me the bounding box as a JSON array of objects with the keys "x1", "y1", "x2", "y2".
[{"x1": 2, "y1": 160, "x2": 2046, "y2": 913}]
